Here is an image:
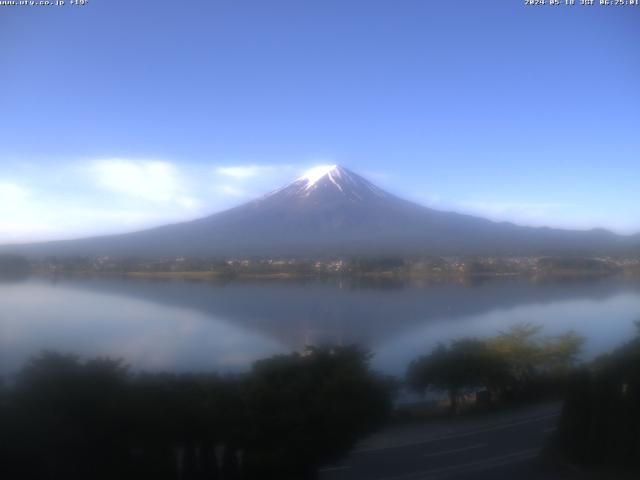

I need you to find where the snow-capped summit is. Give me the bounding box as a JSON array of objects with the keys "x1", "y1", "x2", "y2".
[
  {"x1": 297, "y1": 164, "x2": 340, "y2": 189},
  {"x1": 275, "y1": 164, "x2": 389, "y2": 201}
]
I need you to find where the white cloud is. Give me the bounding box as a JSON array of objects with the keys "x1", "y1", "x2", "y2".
[
  {"x1": 0, "y1": 183, "x2": 37, "y2": 242},
  {"x1": 0, "y1": 220, "x2": 57, "y2": 243},
  {"x1": 0, "y1": 182, "x2": 29, "y2": 203},
  {"x1": 215, "y1": 165, "x2": 265, "y2": 179},
  {"x1": 90, "y1": 159, "x2": 185, "y2": 204},
  {"x1": 214, "y1": 164, "x2": 295, "y2": 180},
  {"x1": 0, "y1": 160, "x2": 211, "y2": 244},
  {"x1": 218, "y1": 185, "x2": 247, "y2": 197},
  {"x1": 0, "y1": 159, "x2": 305, "y2": 243},
  {"x1": 176, "y1": 196, "x2": 200, "y2": 209},
  {"x1": 211, "y1": 164, "x2": 298, "y2": 200}
]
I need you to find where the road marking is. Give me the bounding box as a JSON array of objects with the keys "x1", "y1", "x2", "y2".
[
  {"x1": 422, "y1": 443, "x2": 487, "y2": 458},
  {"x1": 354, "y1": 412, "x2": 559, "y2": 454},
  {"x1": 319, "y1": 465, "x2": 351, "y2": 473},
  {"x1": 542, "y1": 427, "x2": 557, "y2": 433},
  {"x1": 376, "y1": 448, "x2": 541, "y2": 480}
]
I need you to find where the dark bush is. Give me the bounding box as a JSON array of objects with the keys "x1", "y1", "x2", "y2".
[{"x1": 0, "y1": 347, "x2": 391, "y2": 480}]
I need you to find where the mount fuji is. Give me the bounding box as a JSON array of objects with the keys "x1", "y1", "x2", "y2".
[{"x1": 2, "y1": 165, "x2": 636, "y2": 257}]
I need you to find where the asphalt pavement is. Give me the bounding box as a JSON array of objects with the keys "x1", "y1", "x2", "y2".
[{"x1": 319, "y1": 402, "x2": 566, "y2": 480}]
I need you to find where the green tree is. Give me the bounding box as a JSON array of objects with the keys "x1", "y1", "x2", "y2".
[
  {"x1": 407, "y1": 339, "x2": 509, "y2": 414},
  {"x1": 487, "y1": 323, "x2": 544, "y2": 389},
  {"x1": 408, "y1": 325, "x2": 585, "y2": 412},
  {"x1": 244, "y1": 346, "x2": 392, "y2": 479},
  {"x1": 487, "y1": 323, "x2": 584, "y2": 393}
]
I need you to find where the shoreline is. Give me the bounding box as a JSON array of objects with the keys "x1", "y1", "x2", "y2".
[{"x1": 20, "y1": 268, "x2": 637, "y2": 283}]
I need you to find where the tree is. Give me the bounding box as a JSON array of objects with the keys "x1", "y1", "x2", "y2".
[
  {"x1": 1, "y1": 348, "x2": 392, "y2": 480},
  {"x1": 557, "y1": 321, "x2": 640, "y2": 471},
  {"x1": 408, "y1": 325, "x2": 586, "y2": 412},
  {"x1": 539, "y1": 330, "x2": 584, "y2": 373},
  {"x1": 407, "y1": 339, "x2": 509, "y2": 414},
  {"x1": 486, "y1": 323, "x2": 584, "y2": 395},
  {"x1": 244, "y1": 346, "x2": 392, "y2": 479}
]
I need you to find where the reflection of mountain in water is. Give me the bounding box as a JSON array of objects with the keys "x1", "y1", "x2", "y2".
[{"x1": 58, "y1": 276, "x2": 640, "y2": 350}]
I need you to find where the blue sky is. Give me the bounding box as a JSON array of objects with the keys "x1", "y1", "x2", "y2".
[{"x1": 1, "y1": 0, "x2": 639, "y2": 243}]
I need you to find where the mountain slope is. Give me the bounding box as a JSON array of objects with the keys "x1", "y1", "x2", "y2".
[{"x1": 1, "y1": 165, "x2": 636, "y2": 257}]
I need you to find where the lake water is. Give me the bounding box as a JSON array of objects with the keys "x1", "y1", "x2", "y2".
[{"x1": 1, "y1": 276, "x2": 639, "y2": 378}]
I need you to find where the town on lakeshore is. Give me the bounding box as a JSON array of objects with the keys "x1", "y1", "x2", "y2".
[{"x1": 4, "y1": 253, "x2": 639, "y2": 281}]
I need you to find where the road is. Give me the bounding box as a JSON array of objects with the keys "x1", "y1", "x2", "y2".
[{"x1": 319, "y1": 402, "x2": 566, "y2": 480}]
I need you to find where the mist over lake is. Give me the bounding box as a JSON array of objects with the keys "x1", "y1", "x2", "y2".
[{"x1": 2, "y1": 276, "x2": 639, "y2": 378}]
